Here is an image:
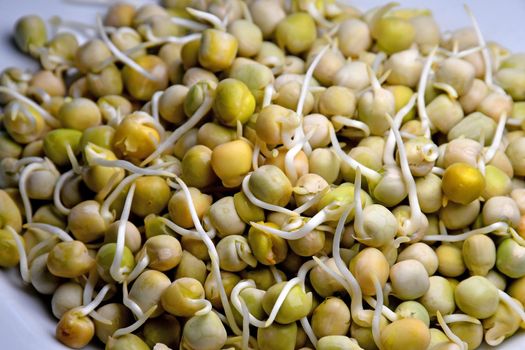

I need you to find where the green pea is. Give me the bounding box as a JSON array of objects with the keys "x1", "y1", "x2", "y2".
[
  {"x1": 122, "y1": 55, "x2": 169, "y2": 101},
  {"x1": 213, "y1": 78, "x2": 255, "y2": 127},
  {"x1": 248, "y1": 223, "x2": 288, "y2": 265},
  {"x1": 496, "y1": 238, "x2": 525, "y2": 278},
  {"x1": 182, "y1": 145, "x2": 217, "y2": 189},
  {"x1": 14, "y1": 15, "x2": 47, "y2": 55},
  {"x1": 455, "y1": 276, "x2": 499, "y2": 319},
  {"x1": 43, "y1": 129, "x2": 83, "y2": 167},
  {"x1": 96, "y1": 243, "x2": 135, "y2": 283},
  {"x1": 249, "y1": 165, "x2": 292, "y2": 207},
  {"x1": 198, "y1": 29, "x2": 238, "y2": 72},
  {"x1": 87, "y1": 64, "x2": 123, "y2": 98},
  {"x1": 275, "y1": 12, "x2": 316, "y2": 55},
  {"x1": 312, "y1": 297, "x2": 351, "y2": 338},
  {"x1": 106, "y1": 334, "x2": 149, "y2": 350},
  {"x1": 94, "y1": 303, "x2": 132, "y2": 344},
  {"x1": 257, "y1": 321, "x2": 297, "y2": 350},
  {"x1": 373, "y1": 17, "x2": 415, "y2": 54},
  {"x1": 47, "y1": 241, "x2": 95, "y2": 278}
]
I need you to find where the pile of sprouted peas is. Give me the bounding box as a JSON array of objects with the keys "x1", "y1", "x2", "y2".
[{"x1": 1, "y1": 0, "x2": 525, "y2": 349}]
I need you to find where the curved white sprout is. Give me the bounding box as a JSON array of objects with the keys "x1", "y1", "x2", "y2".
[
  {"x1": 249, "y1": 201, "x2": 346, "y2": 240},
  {"x1": 293, "y1": 186, "x2": 330, "y2": 215},
  {"x1": 27, "y1": 236, "x2": 59, "y2": 263},
  {"x1": 498, "y1": 289, "x2": 525, "y2": 323},
  {"x1": 100, "y1": 173, "x2": 141, "y2": 223},
  {"x1": 332, "y1": 116, "x2": 371, "y2": 137},
  {"x1": 242, "y1": 174, "x2": 298, "y2": 217},
  {"x1": 484, "y1": 113, "x2": 507, "y2": 163},
  {"x1": 387, "y1": 113, "x2": 427, "y2": 242},
  {"x1": 433, "y1": 82, "x2": 459, "y2": 99},
  {"x1": 0, "y1": 86, "x2": 60, "y2": 128},
  {"x1": 186, "y1": 7, "x2": 225, "y2": 30},
  {"x1": 417, "y1": 47, "x2": 437, "y2": 139},
  {"x1": 262, "y1": 84, "x2": 274, "y2": 108},
  {"x1": 53, "y1": 170, "x2": 75, "y2": 215},
  {"x1": 170, "y1": 16, "x2": 208, "y2": 31},
  {"x1": 372, "y1": 278, "x2": 384, "y2": 350},
  {"x1": 125, "y1": 255, "x2": 150, "y2": 284},
  {"x1": 437, "y1": 311, "x2": 468, "y2": 350},
  {"x1": 23, "y1": 223, "x2": 73, "y2": 242},
  {"x1": 143, "y1": 26, "x2": 202, "y2": 45},
  {"x1": 329, "y1": 124, "x2": 382, "y2": 184},
  {"x1": 443, "y1": 314, "x2": 482, "y2": 324},
  {"x1": 141, "y1": 92, "x2": 213, "y2": 166},
  {"x1": 464, "y1": 5, "x2": 493, "y2": 89},
  {"x1": 76, "y1": 284, "x2": 112, "y2": 317},
  {"x1": 113, "y1": 306, "x2": 157, "y2": 338},
  {"x1": 173, "y1": 176, "x2": 242, "y2": 335},
  {"x1": 109, "y1": 182, "x2": 136, "y2": 282},
  {"x1": 151, "y1": 91, "x2": 162, "y2": 122},
  {"x1": 423, "y1": 222, "x2": 508, "y2": 242},
  {"x1": 363, "y1": 295, "x2": 398, "y2": 322},
  {"x1": 18, "y1": 161, "x2": 46, "y2": 224},
  {"x1": 96, "y1": 15, "x2": 157, "y2": 81},
  {"x1": 269, "y1": 265, "x2": 283, "y2": 283},
  {"x1": 5, "y1": 225, "x2": 30, "y2": 283},
  {"x1": 284, "y1": 45, "x2": 329, "y2": 180},
  {"x1": 122, "y1": 280, "x2": 144, "y2": 318},
  {"x1": 306, "y1": 1, "x2": 333, "y2": 28}
]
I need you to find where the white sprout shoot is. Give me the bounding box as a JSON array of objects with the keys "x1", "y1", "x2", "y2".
[
  {"x1": 332, "y1": 116, "x2": 371, "y2": 138},
  {"x1": 75, "y1": 284, "x2": 112, "y2": 317},
  {"x1": 300, "y1": 315, "x2": 318, "y2": 348},
  {"x1": 306, "y1": 1, "x2": 333, "y2": 28},
  {"x1": 421, "y1": 143, "x2": 440, "y2": 162},
  {"x1": 437, "y1": 311, "x2": 468, "y2": 350},
  {"x1": 249, "y1": 201, "x2": 346, "y2": 240},
  {"x1": 143, "y1": 26, "x2": 202, "y2": 45},
  {"x1": 65, "y1": 144, "x2": 82, "y2": 174},
  {"x1": 498, "y1": 289, "x2": 525, "y2": 323},
  {"x1": 173, "y1": 176, "x2": 242, "y2": 335},
  {"x1": 252, "y1": 140, "x2": 261, "y2": 170},
  {"x1": 95, "y1": 15, "x2": 158, "y2": 81},
  {"x1": 15, "y1": 157, "x2": 45, "y2": 168},
  {"x1": 284, "y1": 45, "x2": 329, "y2": 180},
  {"x1": 151, "y1": 91, "x2": 162, "y2": 122},
  {"x1": 53, "y1": 170, "x2": 75, "y2": 215},
  {"x1": 83, "y1": 268, "x2": 98, "y2": 306},
  {"x1": 417, "y1": 46, "x2": 438, "y2": 139},
  {"x1": 262, "y1": 84, "x2": 274, "y2": 107},
  {"x1": 464, "y1": 5, "x2": 493, "y2": 89},
  {"x1": 239, "y1": 0, "x2": 253, "y2": 23},
  {"x1": 432, "y1": 166, "x2": 445, "y2": 176},
  {"x1": 484, "y1": 113, "x2": 507, "y2": 163},
  {"x1": 506, "y1": 118, "x2": 522, "y2": 127},
  {"x1": 27, "y1": 236, "x2": 59, "y2": 263},
  {"x1": 122, "y1": 280, "x2": 144, "y2": 318},
  {"x1": 509, "y1": 228, "x2": 525, "y2": 246},
  {"x1": 157, "y1": 216, "x2": 205, "y2": 239},
  {"x1": 18, "y1": 161, "x2": 47, "y2": 224},
  {"x1": 28, "y1": 86, "x2": 52, "y2": 105},
  {"x1": 387, "y1": 113, "x2": 427, "y2": 241},
  {"x1": 439, "y1": 220, "x2": 448, "y2": 236},
  {"x1": 240, "y1": 299, "x2": 251, "y2": 350},
  {"x1": 100, "y1": 173, "x2": 141, "y2": 223},
  {"x1": 109, "y1": 182, "x2": 136, "y2": 283},
  {"x1": 0, "y1": 86, "x2": 59, "y2": 127},
  {"x1": 433, "y1": 82, "x2": 459, "y2": 99},
  {"x1": 241, "y1": 174, "x2": 298, "y2": 217},
  {"x1": 270, "y1": 265, "x2": 283, "y2": 283},
  {"x1": 372, "y1": 278, "x2": 384, "y2": 350},
  {"x1": 186, "y1": 7, "x2": 225, "y2": 31},
  {"x1": 353, "y1": 166, "x2": 370, "y2": 243},
  {"x1": 293, "y1": 186, "x2": 330, "y2": 215},
  {"x1": 124, "y1": 254, "x2": 150, "y2": 283},
  {"x1": 443, "y1": 314, "x2": 481, "y2": 325},
  {"x1": 5, "y1": 226, "x2": 29, "y2": 282},
  {"x1": 312, "y1": 255, "x2": 372, "y2": 327},
  {"x1": 437, "y1": 45, "x2": 484, "y2": 59},
  {"x1": 329, "y1": 124, "x2": 382, "y2": 184},
  {"x1": 112, "y1": 306, "x2": 157, "y2": 338},
  {"x1": 230, "y1": 280, "x2": 267, "y2": 327},
  {"x1": 363, "y1": 295, "x2": 398, "y2": 322},
  {"x1": 23, "y1": 223, "x2": 73, "y2": 242},
  {"x1": 170, "y1": 16, "x2": 208, "y2": 31},
  {"x1": 423, "y1": 222, "x2": 508, "y2": 242},
  {"x1": 141, "y1": 92, "x2": 213, "y2": 166},
  {"x1": 372, "y1": 51, "x2": 387, "y2": 73},
  {"x1": 90, "y1": 157, "x2": 176, "y2": 178}
]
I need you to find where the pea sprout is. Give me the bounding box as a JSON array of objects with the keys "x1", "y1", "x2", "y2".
[
  {"x1": 170, "y1": 16, "x2": 208, "y2": 32},
  {"x1": 122, "y1": 280, "x2": 144, "y2": 318},
  {"x1": 497, "y1": 289, "x2": 525, "y2": 323},
  {"x1": 5, "y1": 225, "x2": 30, "y2": 283},
  {"x1": 141, "y1": 90, "x2": 213, "y2": 166},
  {"x1": 143, "y1": 26, "x2": 202, "y2": 45},
  {"x1": 371, "y1": 278, "x2": 384, "y2": 350},
  {"x1": 417, "y1": 46, "x2": 437, "y2": 138},
  {"x1": 443, "y1": 314, "x2": 482, "y2": 324},
  {"x1": 95, "y1": 15, "x2": 158, "y2": 81},
  {"x1": 0, "y1": 86, "x2": 59, "y2": 127},
  {"x1": 331, "y1": 116, "x2": 371, "y2": 137},
  {"x1": 24, "y1": 223, "x2": 73, "y2": 242},
  {"x1": 109, "y1": 182, "x2": 136, "y2": 282},
  {"x1": 433, "y1": 81, "x2": 459, "y2": 99},
  {"x1": 112, "y1": 306, "x2": 157, "y2": 338},
  {"x1": 363, "y1": 295, "x2": 398, "y2": 322},
  {"x1": 53, "y1": 170, "x2": 75, "y2": 215},
  {"x1": 284, "y1": 45, "x2": 329, "y2": 181},
  {"x1": 18, "y1": 160, "x2": 47, "y2": 224},
  {"x1": 242, "y1": 174, "x2": 298, "y2": 217},
  {"x1": 27, "y1": 235, "x2": 59, "y2": 263},
  {"x1": 424, "y1": 222, "x2": 509, "y2": 242},
  {"x1": 387, "y1": 113, "x2": 428, "y2": 241},
  {"x1": 186, "y1": 7, "x2": 225, "y2": 31},
  {"x1": 484, "y1": 112, "x2": 507, "y2": 163},
  {"x1": 437, "y1": 311, "x2": 468, "y2": 350}
]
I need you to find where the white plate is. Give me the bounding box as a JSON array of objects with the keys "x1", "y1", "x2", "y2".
[{"x1": 0, "y1": 0, "x2": 524, "y2": 349}]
